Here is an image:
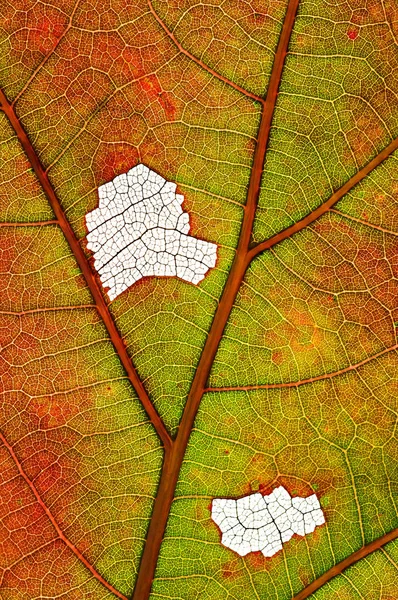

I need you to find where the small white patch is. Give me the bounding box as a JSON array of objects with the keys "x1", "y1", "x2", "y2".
[
  {"x1": 211, "y1": 486, "x2": 325, "y2": 557},
  {"x1": 86, "y1": 164, "x2": 217, "y2": 300}
]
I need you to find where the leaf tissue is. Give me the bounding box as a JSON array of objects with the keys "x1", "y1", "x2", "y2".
[{"x1": 0, "y1": 0, "x2": 397, "y2": 598}]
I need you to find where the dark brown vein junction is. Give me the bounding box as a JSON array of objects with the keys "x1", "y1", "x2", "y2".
[{"x1": 132, "y1": 0, "x2": 300, "y2": 597}]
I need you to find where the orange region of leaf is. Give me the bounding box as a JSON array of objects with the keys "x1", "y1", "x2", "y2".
[
  {"x1": 91, "y1": 31, "x2": 126, "y2": 71},
  {"x1": 339, "y1": 294, "x2": 395, "y2": 346},
  {"x1": 28, "y1": 388, "x2": 90, "y2": 430},
  {"x1": 298, "y1": 566, "x2": 311, "y2": 587},
  {"x1": 346, "y1": 123, "x2": 385, "y2": 166},
  {"x1": 249, "y1": 475, "x2": 320, "y2": 502},
  {"x1": 0, "y1": 476, "x2": 57, "y2": 570},
  {"x1": 244, "y1": 137, "x2": 257, "y2": 159},
  {"x1": 139, "y1": 74, "x2": 177, "y2": 121},
  {"x1": 248, "y1": 11, "x2": 268, "y2": 26},
  {"x1": 29, "y1": 15, "x2": 65, "y2": 54},
  {"x1": 221, "y1": 557, "x2": 242, "y2": 580},
  {"x1": 277, "y1": 477, "x2": 315, "y2": 499},
  {"x1": 94, "y1": 143, "x2": 140, "y2": 187},
  {"x1": 139, "y1": 131, "x2": 180, "y2": 178},
  {"x1": 9, "y1": 6, "x2": 68, "y2": 61},
  {"x1": 8, "y1": 421, "x2": 83, "y2": 510},
  {"x1": 0, "y1": 430, "x2": 128, "y2": 600},
  {"x1": 246, "y1": 550, "x2": 274, "y2": 570},
  {"x1": 351, "y1": 6, "x2": 376, "y2": 25},
  {"x1": 2, "y1": 539, "x2": 100, "y2": 598},
  {"x1": 255, "y1": 483, "x2": 274, "y2": 499}
]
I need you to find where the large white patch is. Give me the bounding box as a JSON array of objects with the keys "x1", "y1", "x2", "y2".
[
  {"x1": 211, "y1": 486, "x2": 325, "y2": 557},
  {"x1": 86, "y1": 164, "x2": 217, "y2": 300}
]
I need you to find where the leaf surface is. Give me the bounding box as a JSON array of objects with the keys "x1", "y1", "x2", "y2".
[{"x1": 0, "y1": 0, "x2": 397, "y2": 599}]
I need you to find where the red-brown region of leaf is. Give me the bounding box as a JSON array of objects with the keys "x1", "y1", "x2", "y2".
[{"x1": 94, "y1": 143, "x2": 140, "y2": 188}]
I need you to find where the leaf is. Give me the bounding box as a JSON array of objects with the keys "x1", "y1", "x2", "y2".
[{"x1": 0, "y1": 0, "x2": 397, "y2": 599}]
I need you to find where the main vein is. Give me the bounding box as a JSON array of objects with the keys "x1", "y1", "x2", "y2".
[
  {"x1": 132, "y1": 0, "x2": 301, "y2": 597},
  {"x1": 0, "y1": 89, "x2": 171, "y2": 453}
]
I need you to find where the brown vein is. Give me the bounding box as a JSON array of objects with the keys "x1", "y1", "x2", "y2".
[
  {"x1": 292, "y1": 527, "x2": 398, "y2": 600},
  {"x1": 248, "y1": 137, "x2": 398, "y2": 261},
  {"x1": 329, "y1": 208, "x2": 398, "y2": 236},
  {"x1": 0, "y1": 88, "x2": 172, "y2": 452},
  {"x1": 132, "y1": 0, "x2": 301, "y2": 597}
]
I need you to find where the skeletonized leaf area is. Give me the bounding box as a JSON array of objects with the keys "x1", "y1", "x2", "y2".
[
  {"x1": 85, "y1": 164, "x2": 218, "y2": 300},
  {"x1": 212, "y1": 486, "x2": 325, "y2": 557}
]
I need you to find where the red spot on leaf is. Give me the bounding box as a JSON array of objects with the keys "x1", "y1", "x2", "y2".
[
  {"x1": 249, "y1": 11, "x2": 268, "y2": 26},
  {"x1": 118, "y1": 276, "x2": 158, "y2": 306},
  {"x1": 246, "y1": 550, "x2": 265, "y2": 568},
  {"x1": 271, "y1": 350, "x2": 283, "y2": 365},
  {"x1": 139, "y1": 74, "x2": 176, "y2": 121},
  {"x1": 299, "y1": 567, "x2": 311, "y2": 586},
  {"x1": 28, "y1": 14, "x2": 66, "y2": 54},
  {"x1": 258, "y1": 482, "x2": 274, "y2": 496},
  {"x1": 245, "y1": 138, "x2": 256, "y2": 157},
  {"x1": 29, "y1": 389, "x2": 89, "y2": 429},
  {"x1": 246, "y1": 549, "x2": 280, "y2": 570},
  {"x1": 278, "y1": 477, "x2": 314, "y2": 498},
  {"x1": 222, "y1": 558, "x2": 241, "y2": 579},
  {"x1": 347, "y1": 28, "x2": 358, "y2": 40}
]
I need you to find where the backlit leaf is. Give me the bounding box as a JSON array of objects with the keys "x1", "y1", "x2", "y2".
[{"x1": 0, "y1": 0, "x2": 397, "y2": 599}]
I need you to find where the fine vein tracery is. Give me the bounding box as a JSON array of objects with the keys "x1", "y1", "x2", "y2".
[{"x1": 1, "y1": 0, "x2": 397, "y2": 597}]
